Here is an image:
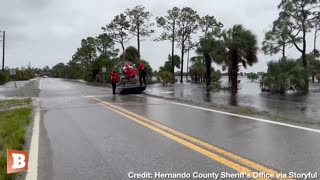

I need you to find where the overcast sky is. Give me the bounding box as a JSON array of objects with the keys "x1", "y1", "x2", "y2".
[{"x1": 0, "y1": 0, "x2": 317, "y2": 72}]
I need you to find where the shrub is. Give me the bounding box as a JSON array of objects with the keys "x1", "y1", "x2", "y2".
[
  {"x1": 211, "y1": 69, "x2": 222, "y2": 82},
  {"x1": 207, "y1": 70, "x2": 222, "y2": 92},
  {"x1": 260, "y1": 59, "x2": 307, "y2": 93},
  {"x1": 159, "y1": 71, "x2": 174, "y2": 85},
  {"x1": 207, "y1": 81, "x2": 221, "y2": 92},
  {"x1": 15, "y1": 70, "x2": 33, "y2": 81},
  {"x1": 0, "y1": 72, "x2": 9, "y2": 85},
  {"x1": 247, "y1": 72, "x2": 259, "y2": 82}
]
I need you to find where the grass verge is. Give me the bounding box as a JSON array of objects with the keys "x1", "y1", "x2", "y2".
[{"x1": 0, "y1": 99, "x2": 32, "y2": 180}]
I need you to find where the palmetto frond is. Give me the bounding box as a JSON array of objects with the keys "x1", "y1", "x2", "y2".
[
  {"x1": 196, "y1": 36, "x2": 226, "y2": 65},
  {"x1": 244, "y1": 48, "x2": 258, "y2": 66},
  {"x1": 223, "y1": 24, "x2": 258, "y2": 68}
]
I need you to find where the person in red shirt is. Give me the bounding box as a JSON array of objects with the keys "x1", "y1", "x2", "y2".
[
  {"x1": 110, "y1": 71, "x2": 118, "y2": 95},
  {"x1": 124, "y1": 63, "x2": 132, "y2": 78},
  {"x1": 138, "y1": 62, "x2": 145, "y2": 71},
  {"x1": 138, "y1": 62, "x2": 146, "y2": 86},
  {"x1": 130, "y1": 68, "x2": 137, "y2": 82}
]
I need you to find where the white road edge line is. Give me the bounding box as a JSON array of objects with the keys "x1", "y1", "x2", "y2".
[
  {"x1": 26, "y1": 98, "x2": 40, "y2": 180},
  {"x1": 138, "y1": 95, "x2": 320, "y2": 133}
]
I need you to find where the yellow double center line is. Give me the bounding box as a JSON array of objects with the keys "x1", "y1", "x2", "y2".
[{"x1": 86, "y1": 96, "x2": 293, "y2": 180}]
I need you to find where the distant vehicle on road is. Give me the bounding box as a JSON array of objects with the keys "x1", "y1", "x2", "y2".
[{"x1": 42, "y1": 75, "x2": 48, "y2": 78}]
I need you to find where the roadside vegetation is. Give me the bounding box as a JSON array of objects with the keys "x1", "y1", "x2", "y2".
[
  {"x1": 159, "y1": 71, "x2": 175, "y2": 86},
  {"x1": 0, "y1": 99, "x2": 32, "y2": 180},
  {"x1": 50, "y1": 6, "x2": 155, "y2": 84},
  {"x1": 157, "y1": 55, "x2": 180, "y2": 85},
  {"x1": 260, "y1": 59, "x2": 307, "y2": 93},
  {"x1": 0, "y1": 69, "x2": 34, "y2": 85},
  {"x1": 247, "y1": 73, "x2": 259, "y2": 82},
  {"x1": 261, "y1": 0, "x2": 320, "y2": 93},
  {"x1": 0, "y1": 72, "x2": 8, "y2": 85}
]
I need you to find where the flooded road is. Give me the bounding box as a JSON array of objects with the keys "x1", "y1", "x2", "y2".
[
  {"x1": 36, "y1": 78, "x2": 320, "y2": 179},
  {"x1": 146, "y1": 77, "x2": 320, "y2": 125},
  {"x1": 0, "y1": 80, "x2": 30, "y2": 99}
]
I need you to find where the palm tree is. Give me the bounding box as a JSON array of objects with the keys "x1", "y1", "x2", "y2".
[
  {"x1": 223, "y1": 25, "x2": 258, "y2": 93},
  {"x1": 189, "y1": 57, "x2": 206, "y2": 83},
  {"x1": 196, "y1": 36, "x2": 225, "y2": 89}
]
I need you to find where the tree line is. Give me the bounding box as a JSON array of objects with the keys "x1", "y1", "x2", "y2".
[
  {"x1": 0, "y1": 68, "x2": 35, "y2": 85},
  {"x1": 51, "y1": 1, "x2": 320, "y2": 93},
  {"x1": 157, "y1": 1, "x2": 320, "y2": 93},
  {"x1": 155, "y1": 7, "x2": 258, "y2": 93},
  {"x1": 51, "y1": 5, "x2": 259, "y2": 93},
  {"x1": 51, "y1": 6, "x2": 155, "y2": 83}
]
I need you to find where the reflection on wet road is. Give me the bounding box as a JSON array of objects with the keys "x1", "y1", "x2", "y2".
[
  {"x1": 38, "y1": 78, "x2": 320, "y2": 179},
  {"x1": 98, "y1": 94, "x2": 320, "y2": 174}
]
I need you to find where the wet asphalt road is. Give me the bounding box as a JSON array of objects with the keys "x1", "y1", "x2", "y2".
[{"x1": 38, "y1": 78, "x2": 320, "y2": 180}]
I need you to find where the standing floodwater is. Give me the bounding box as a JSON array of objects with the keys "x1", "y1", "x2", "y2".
[{"x1": 146, "y1": 77, "x2": 320, "y2": 125}]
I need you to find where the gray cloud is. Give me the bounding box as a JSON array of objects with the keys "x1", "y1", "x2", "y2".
[{"x1": 0, "y1": 0, "x2": 316, "y2": 72}]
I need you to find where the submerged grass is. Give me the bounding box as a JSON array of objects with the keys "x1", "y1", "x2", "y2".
[
  {"x1": 0, "y1": 99, "x2": 32, "y2": 111},
  {"x1": 239, "y1": 107, "x2": 256, "y2": 115},
  {"x1": 0, "y1": 99, "x2": 32, "y2": 180}
]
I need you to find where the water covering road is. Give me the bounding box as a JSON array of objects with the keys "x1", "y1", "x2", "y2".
[
  {"x1": 36, "y1": 78, "x2": 320, "y2": 180},
  {"x1": 0, "y1": 80, "x2": 30, "y2": 99}
]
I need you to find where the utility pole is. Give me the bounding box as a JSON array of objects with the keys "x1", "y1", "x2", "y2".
[{"x1": 1, "y1": 31, "x2": 5, "y2": 72}]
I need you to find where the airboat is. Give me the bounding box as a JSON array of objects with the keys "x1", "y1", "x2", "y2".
[{"x1": 113, "y1": 61, "x2": 146, "y2": 95}]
